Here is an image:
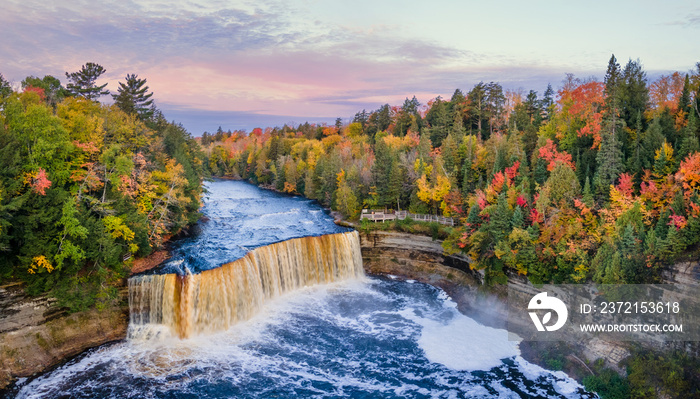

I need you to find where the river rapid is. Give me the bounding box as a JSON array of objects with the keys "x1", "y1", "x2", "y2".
[{"x1": 10, "y1": 180, "x2": 595, "y2": 398}]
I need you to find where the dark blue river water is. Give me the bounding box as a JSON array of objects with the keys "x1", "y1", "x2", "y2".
[
  {"x1": 9, "y1": 180, "x2": 595, "y2": 398},
  {"x1": 157, "y1": 179, "x2": 350, "y2": 275}
]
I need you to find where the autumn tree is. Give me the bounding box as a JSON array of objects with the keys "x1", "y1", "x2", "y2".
[
  {"x1": 394, "y1": 96, "x2": 422, "y2": 137},
  {"x1": 21, "y1": 75, "x2": 66, "y2": 108},
  {"x1": 334, "y1": 170, "x2": 359, "y2": 219},
  {"x1": 0, "y1": 85, "x2": 204, "y2": 311}
]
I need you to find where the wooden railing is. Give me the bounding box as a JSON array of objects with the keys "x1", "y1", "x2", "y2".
[{"x1": 360, "y1": 209, "x2": 454, "y2": 226}]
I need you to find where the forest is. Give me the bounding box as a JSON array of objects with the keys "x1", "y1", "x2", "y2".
[
  {"x1": 2, "y1": 57, "x2": 700, "y2": 399},
  {"x1": 200, "y1": 55, "x2": 700, "y2": 286},
  {"x1": 0, "y1": 64, "x2": 205, "y2": 311},
  {"x1": 2, "y1": 56, "x2": 699, "y2": 314}
]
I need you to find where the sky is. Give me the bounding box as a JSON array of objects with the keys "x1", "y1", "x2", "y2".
[{"x1": 1, "y1": 0, "x2": 699, "y2": 135}]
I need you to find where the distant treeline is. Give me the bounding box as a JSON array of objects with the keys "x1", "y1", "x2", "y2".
[{"x1": 200, "y1": 55, "x2": 700, "y2": 286}]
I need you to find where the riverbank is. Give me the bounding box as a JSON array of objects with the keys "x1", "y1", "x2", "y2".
[
  {"x1": 0, "y1": 284, "x2": 128, "y2": 390},
  {"x1": 359, "y1": 227, "x2": 700, "y2": 396},
  {"x1": 359, "y1": 229, "x2": 615, "y2": 382},
  {"x1": 0, "y1": 240, "x2": 186, "y2": 390}
]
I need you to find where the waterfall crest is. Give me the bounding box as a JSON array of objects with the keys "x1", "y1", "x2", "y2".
[{"x1": 128, "y1": 231, "x2": 364, "y2": 339}]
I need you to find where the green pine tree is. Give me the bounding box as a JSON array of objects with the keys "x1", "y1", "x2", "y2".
[
  {"x1": 0, "y1": 73, "x2": 11, "y2": 99},
  {"x1": 595, "y1": 120, "x2": 624, "y2": 198},
  {"x1": 65, "y1": 62, "x2": 109, "y2": 100},
  {"x1": 112, "y1": 74, "x2": 155, "y2": 121}
]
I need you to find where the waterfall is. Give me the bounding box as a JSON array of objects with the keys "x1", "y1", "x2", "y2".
[{"x1": 128, "y1": 231, "x2": 364, "y2": 339}]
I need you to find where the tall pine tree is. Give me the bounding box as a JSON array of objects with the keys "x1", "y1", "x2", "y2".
[
  {"x1": 112, "y1": 74, "x2": 155, "y2": 121},
  {"x1": 65, "y1": 62, "x2": 109, "y2": 100},
  {"x1": 595, "y1": 120, "x2": 624, "y2": 199}
]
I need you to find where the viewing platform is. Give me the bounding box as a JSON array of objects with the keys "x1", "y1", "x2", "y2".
[{"x1": 360, "y1": 209, "x2": 454, "y2": 226}]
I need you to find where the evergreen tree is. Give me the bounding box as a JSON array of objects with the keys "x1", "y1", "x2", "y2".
[
  {"x1": 642, "y1": 117, "x2": 666, "y2": 170},
  {"x1": 541, "y1": 83, "x2": 555, "y2": 121},
  {"x1": 448, "y1": 89, "x2": 467, "y2": 132},
  {"x1": 582, "y1": 176, "x2": 594, "y2": 207},
  {"x1": 468, "y1": 82, "x2": 488, "y2": 138},
  {"x1": 466, "y1": 202, "x2": 481, "y2": 228},
  {"x1": 451, "y1": 111, "x2": 466, "y2": 138},
  {"x1": 426, "y1": 97, "x2": 449, "y2": 147},
  {"x1": 677, "y1": 111, "x2": 699, "y2": 164},
  {"x1": 65, "y1": 62, "x2": 109, "y2": 100},
  {"x1": 488, "y1": 192, "x2": 512, "y2": 242},
  {"x1": 619, "y1": 223, "x2": 645, "y2": 283},
  {"x1": 592, "y1": 243, "x2": 624, "y2": 284},
  {"x1": 441, "y1": 133, "x2": 459, "y2": 173},
  {"x1": 693, "y1": 63, "x2": 700, "y2": 135},
  {"x1": 595, "y1": 120, "x2": 624, "y2": 198},
  {"x1": 394, "y1": 97, "x2": 421, "y2": 136},
  {"x1": 0, "y1": 73, "x2": 11, "y2": 99},
  {"x1": 417, "y1": 129, "x2": 432, "y2": 162},
  {"x1": 366, "y1": 104, "x2": 391, "y2": 140},
  {"x1": 678, "y1": 74, "x2": 691, "y2": 119},
  {"x1": 112, "y1": 74, "x2": 155, "y2": 121},
  {"x1": 619, "y1": 59, "x2": 648, "y2": 130},
  {"x1": 603, "y1": 54, "x2": 622, "y2": 114},
  {"x1": 627, "y1": 112, "x2": 645, "y2": 179},
  {"x1": 511, "y1": 206, "x2": 524, "y2": 229},
  {"x1": 524, "y1": 89, "x2": 542, "y2": 127},
  {"x1": 372, "y1": 137, "x2": 396, "y2": 207},
  {"x1": 461, "y1": 155, "x2": 475, "y2": 196},
  {"x1": 334, "y1": 117, "x2": 343, "y2": 131},
  {"x1": 485, "y1": 82, "x2": 506, "y2": 137},
  {"x1": 534, "y1": 157, "x2": 548, "y2": 186},
  {"x1": 545, "y1": 162, "x2": 580, "y2": 204},
  {"x1": 352, "y1": 109, "x2": 369, "y2": 128}
]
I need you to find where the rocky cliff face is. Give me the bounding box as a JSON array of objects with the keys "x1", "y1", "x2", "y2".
[
  {"x1": 0, "y1": 283, "x2": 128, "y2": 390},
  {"x1": 360, "y1": 229, "x2": 700, "y2": 374},
  {"x1": 360, "y1": 230, "x2": 510, "y2": 330},
  {"x1": 360, "y1": 230, "x2": 481, "y2": 284}
]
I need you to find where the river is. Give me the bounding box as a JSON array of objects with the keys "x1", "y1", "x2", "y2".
[{"x1": 10, "y1": 180, "x2": 595, "y2": 398}]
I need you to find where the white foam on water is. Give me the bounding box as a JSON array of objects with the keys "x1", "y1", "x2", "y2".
[
  {"x1": 394, "y1": 284, "x2": 519, "y2": 372},
  {"x1": 17, "y1": 276, "x2": 593, "y2": 399},
  {"x1": 400, "y1": 307, "x2": 520, "y2": 371},
  {"x1": 513, "y1": 356, "x2": 589, "y2": 397}
]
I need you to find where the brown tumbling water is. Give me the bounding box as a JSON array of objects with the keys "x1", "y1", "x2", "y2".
[{"x1": 128, "y1": 231, "x2": 364, "y2": 339}]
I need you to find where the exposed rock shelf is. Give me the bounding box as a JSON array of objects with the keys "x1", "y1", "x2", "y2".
[{"x1": 0, "y1": 284, "x2": 128, "y2": 389}]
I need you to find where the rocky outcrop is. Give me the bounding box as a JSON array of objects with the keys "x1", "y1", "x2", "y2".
[
  {"x1": 360, "y1": 230, "x2": 481, "y2": 285},
  {"x1": 662, "y1": 258, "x2": 700, "y2": 292},
  {"x1": 0, "y1": 284, "x2": 128, "y2": 390},
  {"x1": 359, "y1": 229, "x2": 700, "y2": 375},
  {"x1": 359, "y1": 230, "x2": 506, "y2": 328}
]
